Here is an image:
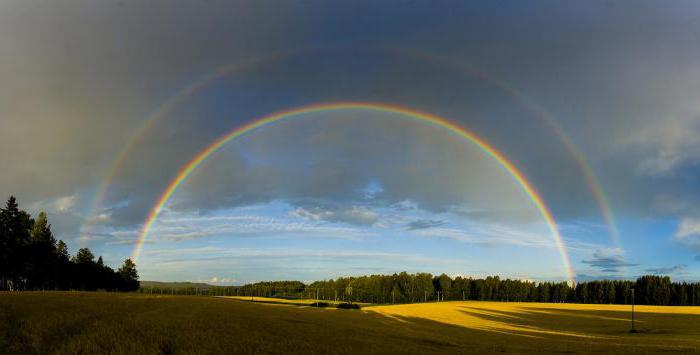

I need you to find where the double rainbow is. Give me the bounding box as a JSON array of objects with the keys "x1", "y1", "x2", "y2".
[
  {"x1": 82, "y1": 49, "x2": 618, "y2": 257},
  {"x1": 131, "y1": 102, "x2": 575, "y2": 284}
]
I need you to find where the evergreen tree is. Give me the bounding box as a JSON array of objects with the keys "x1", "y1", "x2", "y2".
[
  {"x1": 74, "y1": 248, "x2": 95, "y2": 264},
  {"x1": 118, "y1": 258, "x2": 140, "y2": 291},
  {"x1": 0, "y1": 196, "x2": 33, "y2": 290},
  {"x1": 27, "y1": 212, "x2": 59, "y2": 289},
  {"x1": 0, "y1": 197, "x2": 140, "y2": 292}
]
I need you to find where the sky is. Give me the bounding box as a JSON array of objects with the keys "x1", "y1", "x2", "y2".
[{"x1": 2, "y1": 0, "x2": 700, "y2": 284}]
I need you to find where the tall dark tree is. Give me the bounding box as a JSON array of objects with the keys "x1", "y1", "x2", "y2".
[
  {"x1": 0, "y1": 196, "x2": 140, "y2": 292},
  {"x1": 74, "y1": 248, "x2": 95, "y2": 264},
  {"x1": 55, "y1": 239, "x2": 71, "y2": 288},
  {"x1": 0, "y1": 196, "x2": 33, "y2": 290},
  {"x1": 27, "y1": 212, "x2": 58, "y2": 289},
  {"x1": 118, "y1": 259, "x2": 140, "y2": 291}
]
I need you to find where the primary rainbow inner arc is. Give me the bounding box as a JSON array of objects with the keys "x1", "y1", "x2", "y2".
[
  {"x1": 82, "y1": 50, "x2": 618, "y2": 253},
  {"x1": 132, "y1": 102, "x2": 575, "y2": 284}
]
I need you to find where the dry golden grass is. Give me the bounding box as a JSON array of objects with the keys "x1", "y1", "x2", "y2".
[
  {"x1": 220, "y1": 295, "x2": 367, "y2": 306},
  {"x1": 2, "y1": 292, "x2": 700, "y2": 354},
  {"x1": 364, "y1": 301, "x2": 700, "y2": 352}
]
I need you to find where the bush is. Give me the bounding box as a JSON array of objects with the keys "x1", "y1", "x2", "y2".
[
  {"x1": 309, "y1": 302, "x2": 330, "y2": 307},
  {"x1": 337, "y1": 303, "x2": 361, "y2": 309}
]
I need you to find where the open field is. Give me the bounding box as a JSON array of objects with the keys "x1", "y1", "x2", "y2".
[
  {"x1": 220, "y1": 295, "x2": 368, "y2": 307},
  {"x1": 2, "y1": 292, "x2": 700, "y2": 354}
]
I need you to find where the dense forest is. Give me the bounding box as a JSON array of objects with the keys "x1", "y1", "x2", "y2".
[
  {"x1": 141, "y1": 274, "x2": 700, "y2": 307},
  {"x1": 0, "y1": 196, "x2": 139, "y2": 291},
  {"x1": 306, "y1": 273, "x2": 700, "y2": 306}
]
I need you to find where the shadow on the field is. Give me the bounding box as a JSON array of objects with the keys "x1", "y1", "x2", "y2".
[
  {"x1": 4, "y1": 293, "x2": 700, "y2": 353},
  {"x1": 362, "y1": 306, "x2": 700, "y2": 353},
  {"x1": 453, "y1": 305, "x2": 700, "y2": 339},
  {"x1": 361, "y1": 311, "x2": 541, "y2": 352},
  {"x1": 367, "y1": 303, "x2": 700, "y2": 347}
]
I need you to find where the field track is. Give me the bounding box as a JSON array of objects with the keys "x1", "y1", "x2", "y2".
[{"x1": 2, "y1": 292, "x2": 700, "y2": 354}]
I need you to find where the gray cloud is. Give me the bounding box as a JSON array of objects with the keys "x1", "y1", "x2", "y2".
[
  {"x1": 406, "y1": 219, "x2": 447, "y2": 230},
  {"x1": 581, "y1": 250, "x2": 638, "y2": 273},
  {"x1": 574, "y1": 274, "x2": 631, "y2": 282},
  {"x1": 644, "y1": 264, "x2": 687, "y2": 275},
  {"x1": 3, "y1": 0, "x2": 700, "y2": 273},
  {"x1": 0, "y1": 0, "x2": 307, "y2": 209}
]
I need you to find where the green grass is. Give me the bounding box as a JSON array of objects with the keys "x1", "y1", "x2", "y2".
[{"x1": 2, "y1": 292, "x2": 700, "y2": 354}]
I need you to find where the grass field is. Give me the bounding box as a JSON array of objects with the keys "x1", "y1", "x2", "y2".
[
  {"x1": 2, "y1": 292, "x2": 700, "y2": 354},
  {"x1": 220, "y1": 295, "x2": 367, "y2": 307}
]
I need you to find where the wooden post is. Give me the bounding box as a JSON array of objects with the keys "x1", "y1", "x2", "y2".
[{"x1": 630, "y1": 288, "x2": 637, "y2": 333}]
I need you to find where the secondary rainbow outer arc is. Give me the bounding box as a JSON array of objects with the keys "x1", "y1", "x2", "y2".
[
  {"x1": 131, "y1": 102, "x2": 575, "y2": 284},
  {"x1": 78, "y1": 51, "x2": 297, "y2": 245},
  {"x1": 393, "y1": 47, "x2": 620, "y2": 248},
  {"x1": 82, "y1": 48, "x2": 617, "y2": 252}
]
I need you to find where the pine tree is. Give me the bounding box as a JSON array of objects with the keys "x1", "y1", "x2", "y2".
[
  {"x1": 74, "y1": 248, "x2": 95, "y2": 264},
  {"x1": 118, "y1": 259, "x2": 139, "y2": 291},
  {"x1": 1, "y1": 196, "x2": 32, "y2": 290}
]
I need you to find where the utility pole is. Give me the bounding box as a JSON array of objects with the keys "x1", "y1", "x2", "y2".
[{"x1": 630, "y1": 288, "x2": 637, "y2": 333}]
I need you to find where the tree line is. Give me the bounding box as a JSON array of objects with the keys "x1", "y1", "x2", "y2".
[
  {"x1": 140, "y1": 273, "x2": 700, "y2": 306},
  {"x1": 306, "y1": 273, "x2": 700, "y2": 306},
  {"x1": 0, "y1": 196, "x2": 139, "y2": 291}
]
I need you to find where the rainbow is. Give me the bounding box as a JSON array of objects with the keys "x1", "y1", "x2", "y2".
[
  {"x1": 131, "y1": 102, "x2": 575, "y2": 283},
  {"x1": 394, "y1": 47, "x2": 620, "y2": 247},
  {"x1": 78, "y1": 51, "x2": 297, "y2": 245},
  {"x1": 81, "y1": 48, "x2": 618, "y2": 255}
]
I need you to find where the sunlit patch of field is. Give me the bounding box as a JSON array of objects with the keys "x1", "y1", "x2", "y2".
[
  {"x1": 364, "y1": 301, "x2": 700, "y2": 351},
  {"x1": 221, "y1": 295, "x2": 323, "y2": 305},
  {"x1": 2, "y1": 292, "x2": 700, "y2": 354},
  {"x1": 220, "y1": 295, "x2": 367, "y2": 307}
]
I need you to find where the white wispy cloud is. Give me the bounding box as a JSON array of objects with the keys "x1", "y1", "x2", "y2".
[
  {"x1": 625, "y1": 114, "x2": 700, "y2": 176},
  {"x1": 412, "y1": 226, "x2": 552, "y2": 249},
  {"x1": 146, "y1": 211, "x2": 379, "y2": 242},
  {"x1": 675, "y1": 217, "x2": 700, "y2": 252},
  {"x1": 289, "y1": 206, "x2": 380, "y2": 226},
  {"x1": 645, "y1": 264, "x2": 687, "y2": 275},
  {"x1": 28, "y1": 193, "x2": 79, "y2": 214}
]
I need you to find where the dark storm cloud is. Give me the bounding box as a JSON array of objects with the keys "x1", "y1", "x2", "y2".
[
  {"x1": 0, "y1": 0, "x2": 305, "y2": 204},
  {"x1": 2, "y1": 0, "x2": 700, "y2": 256}
]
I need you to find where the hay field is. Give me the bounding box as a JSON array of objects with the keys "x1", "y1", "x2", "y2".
[
  {"x1": 220, "y1": 295, "x2": 367, "y2": 307},
  {"x1": 2, "y1": 292, "x2": 700, "y2": 354}
]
